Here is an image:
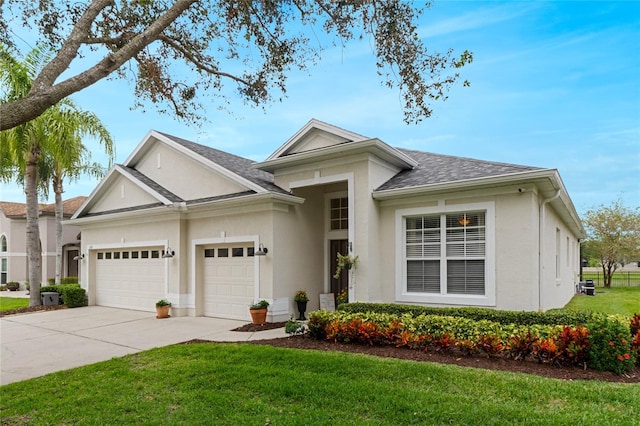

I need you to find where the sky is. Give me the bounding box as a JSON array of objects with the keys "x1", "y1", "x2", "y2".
[{"x1": 1, "y1": 1, "x2": 639, "y2": 217}]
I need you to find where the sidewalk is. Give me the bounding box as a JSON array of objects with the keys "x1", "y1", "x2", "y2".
[
  {"x1": 1, "y1": 306, "x2": 287, "y2": 385},
  {"x1": 1, "y1": 290, "x2": 30, "y2": 298}
]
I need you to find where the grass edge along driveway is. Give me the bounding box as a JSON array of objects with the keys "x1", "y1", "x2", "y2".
[{"x1": 1, "y1": 343, "x2": 638, "y2": 425}]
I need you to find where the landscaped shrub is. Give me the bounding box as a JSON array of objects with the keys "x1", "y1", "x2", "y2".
[
  {"x1": 532, "y1": 326, "x2": 590, "y2": 367},
  {"x1": 37, "y1": 284, "x2": 86, "y2": 308},
  {"x1": 339, "y1": 302, "x2": 594, "y2": 326},
  {"x1": 307, "y1": 310, "x2": 334, "y2": 340},
  {"x1": 307, "y1": 310, "x2": 633, "y2": 374},
  {"x1": 586, "y1": 314, "x2": 636, "y2": 374},
  {"x1": 506, "y1": 331, "x2": 539, "y2": 361},
  {"x1": 61, "y1": 277, "x2": 78, "y2": 284},
  {"x1": 630, "y1": 314, "x2": 640, "y2": 336},
  {"x1": 57, "y1": 284, "x2": 85, "y2": 308},
  {"x1": 632, "y1": 330, "x2": 640, "y2": 365},
  {"x1": 39, "y1": 285, "x2": 59, "y2": 293}
]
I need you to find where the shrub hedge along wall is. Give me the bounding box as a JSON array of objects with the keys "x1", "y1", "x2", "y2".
[{"x1": 307, "y1": 303, "x2": 640, "y2": 374}]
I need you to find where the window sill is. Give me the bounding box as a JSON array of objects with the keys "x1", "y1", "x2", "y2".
[{"x1": 396, "y1": 292, "x2": 495, "y2": 307}]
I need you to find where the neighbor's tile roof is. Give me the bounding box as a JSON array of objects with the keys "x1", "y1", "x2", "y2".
[
  {"x1": 159, "y1": 133, "x2": 290, "y2": 195},
  {"x1": 0, "y1": 196, "x2": 87, "y2": 218},
  {"x1": 375, "y1": 149, "x2": 542, "y2": 191}
]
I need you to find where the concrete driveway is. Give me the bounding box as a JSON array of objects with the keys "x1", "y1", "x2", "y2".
[{"x1": 1, "y1": 306, "x2": 287, "y2": 385}]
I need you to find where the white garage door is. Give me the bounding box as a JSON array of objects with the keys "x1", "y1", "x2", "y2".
[
  {"x1": 94, "y1": 247, "x2": 165, "y2": 312},
  {"x1": 202, "y1": 244, "x2": 255, "y2": 320}
]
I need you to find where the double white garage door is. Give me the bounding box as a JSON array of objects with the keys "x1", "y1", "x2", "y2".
[{"x1": 94, "y1": 244, "x2": 255, "y2": 319}]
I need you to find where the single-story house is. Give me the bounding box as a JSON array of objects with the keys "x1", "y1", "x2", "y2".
[
  {"x1": 0, "y1": 197, "x2": 86, "y2": 287},
  {"x1": 70, "y1": 119, "x2": 586, "y2": 321}
]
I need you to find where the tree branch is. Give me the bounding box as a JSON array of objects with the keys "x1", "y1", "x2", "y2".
[
  {"x1": 158, "y1": 35, "x2": 252, "y2": 87},
  {"x1": 1, "y1": 0, "x2": 198, "y2": 131}
]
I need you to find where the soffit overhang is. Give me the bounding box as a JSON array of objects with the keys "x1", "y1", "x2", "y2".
[
  {"x1": 373, "y1": 168, "x2": 586, "y2": 239},
  {"x1": 255, "y1": 139, "x2": 417, "y2": 173}
]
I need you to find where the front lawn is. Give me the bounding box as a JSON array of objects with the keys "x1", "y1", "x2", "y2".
[
  {"x1": 1, "y1": 344, "x2": 638, "y2": 425},
  {"x1": 0, "y1": 296, "x2": 29, "y2": 312},
  {"x1": 564, "y1": 286, "x2": 640, "y2": 317}
]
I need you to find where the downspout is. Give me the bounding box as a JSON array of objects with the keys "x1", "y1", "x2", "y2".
[{"x1": 538, "y1": 190, "x2": 561, "y2": 311}]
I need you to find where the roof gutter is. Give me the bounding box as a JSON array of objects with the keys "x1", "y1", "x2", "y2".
[
  {"x1": 372, "y1": 169, "x2": 558, "y2": 200},
  {"x1": 538, "y1": 189, "x2": 561, "y2": 312}
]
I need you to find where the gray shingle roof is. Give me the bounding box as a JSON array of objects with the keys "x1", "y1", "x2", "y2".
[
  {"x1": 82, "y1": 202, "x2": 165, "y2": 217},
  {"x1": 159, "y1": 133, "x2": 289, "y2": 195},
  {"x1": 376, "y1": 149, "x2": 542, "y2": 191},
  {"x1": 121, "y1": 166, "x2": 184, "y2": 203}
]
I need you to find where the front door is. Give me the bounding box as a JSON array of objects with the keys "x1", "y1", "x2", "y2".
[
  {"x1": 67, "y1": 250, "x2": 79, "y2": 278},
  {"x1": 330, "y1": 239, "x2": 349, "y2": 302}
]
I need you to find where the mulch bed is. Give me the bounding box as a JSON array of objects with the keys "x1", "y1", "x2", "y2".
[
  {"x1": 231, "y1": 321, "x2": 288, "y2": 332},
  {"x1": 0, "y1": 305, "x2": 67, "y2": 317},
  {"x1": 226, "y1": 322, "x2": 640, "y2": 383},
  {"x1": 248, "y1": 335, "x2": 638, "y2": 383}
]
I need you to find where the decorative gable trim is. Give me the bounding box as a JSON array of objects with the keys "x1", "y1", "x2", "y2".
[
  {"x1": 256, "y1": 138, "x2": 417, "y2": 173},
  {"x1": 125, "y1": 130, "x2": 267, "y2": 194},
  {"x1": 266, "y1": 118, "x2": 369, "y2": 161},
  {"x1": 71, "y1": 165, "x2": 180, "y2": 220}
]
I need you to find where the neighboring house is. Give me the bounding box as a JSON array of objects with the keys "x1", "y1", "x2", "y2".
[
  {"x1": 0, "y1": 197, "x2": 86, "y2": 287},
  {"x1": 70, "y1": 119, "x2": 585, "y2": 321}
]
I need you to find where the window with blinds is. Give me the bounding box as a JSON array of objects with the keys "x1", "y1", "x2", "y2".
[
  {"x1": 406, "y1": 216, "x2": 440, "y2": 293},
  {"x1": 405, "y1": 211, "x2": 486, "y2": 296}
]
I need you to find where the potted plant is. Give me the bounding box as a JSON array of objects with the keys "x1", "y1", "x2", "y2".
[
  {"x1": 294, "y1": 290, "x2": 309, "y2": 320},
  {"x1": 336, "y1": 288, "x2": 349, "y2": 306},
  {"x1": 333, "y1": 253, "x2": 359, "y2": 279},
  {"x1": 285, "y1": 314, "x2": 305, "y2": 335},
  {"x1": 155, "y1": 299, "x2": 171, "y2": 319},
  {"x1": 249, "y1": 300, "x2": 269, "y2": 325},
  {"x1": 6, "y1": 281, "x2": 19, "y2": 291}
]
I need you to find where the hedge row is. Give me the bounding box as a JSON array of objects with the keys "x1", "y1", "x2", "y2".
[
  {"x1": 308, "y1": 311, "x2": 639, "y2": 374},
  {"x1": 39, "y1": 284, "x2": 86, "y2": 308},
  {"x1": 339, "y1": 302, "x2": 596, "y2": 326},
  {"x1": 47, "y1": 277, "x2": 79, "y2": 285}
]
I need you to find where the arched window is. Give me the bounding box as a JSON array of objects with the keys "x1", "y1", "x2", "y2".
[{"x1": 1, "y1": 235, "x2": 6, "y2": 252}]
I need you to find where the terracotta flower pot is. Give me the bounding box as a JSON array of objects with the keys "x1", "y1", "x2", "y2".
[
  {"x1": 156, "y1": 305, "x2": 171, "y2": 319},
  {"x1": 250, "y1": 308, "x2": 267, "y2": 325}
]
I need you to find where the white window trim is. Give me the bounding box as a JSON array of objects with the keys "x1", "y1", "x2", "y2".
[
  {"x1": 325, "y1": 191, "x2": 349, "y2": 239},
  {"x1": 395, "y1": 201, "x2": 496, "y2": 307}
]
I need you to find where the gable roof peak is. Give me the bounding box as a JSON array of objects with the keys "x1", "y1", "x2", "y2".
[{"x1": 266, "y1": 118, "x2": 370, "y2": 160}]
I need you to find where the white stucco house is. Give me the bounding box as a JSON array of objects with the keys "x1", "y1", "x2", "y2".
[
  {"x1": 1, "y1": 197, "x2": 85, "y2": 287},
  {"x1": 69, "y1": 119, "x2": 585, "y2": 321}
]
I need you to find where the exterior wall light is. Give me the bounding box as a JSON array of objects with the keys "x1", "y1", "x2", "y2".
[
  {"x1": 255, "y1": 243, "x2": 268, "y2": 256},
  {"x1": 73, "y1": 253, "x2": 85, "y2": 261},
  {"x1": 162, "y1": 248, "x2": 175, "y2": 258}
]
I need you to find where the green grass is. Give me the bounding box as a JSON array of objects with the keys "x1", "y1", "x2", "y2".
[
  {"x1": 564, "y1": 286, "x2": 640, "y2": 317},
  {"x1": 1, "y1": 344, "x2": 638, "y2": 425},
  {"x1": 0, "y1": 296, "x2": 29, "y2": 312}
]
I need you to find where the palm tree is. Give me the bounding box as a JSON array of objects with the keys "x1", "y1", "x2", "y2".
[
  {"x1": 1, "y1": 45, "x2": 113, "y2": 303},
  {"x1": 40, "y1": 106, "x2": 113, "y2": 284},
  {"x1": 1, "y1": 45, "x2": 52, "y2": 306}
]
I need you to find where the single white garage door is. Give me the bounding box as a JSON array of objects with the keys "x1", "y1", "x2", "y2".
[
  {"x1": 94, "y1": 247, "x2": 165, "y2": 312},
  {"x1": 202, "y1": 244, "x2": 255, "y2": 320}
]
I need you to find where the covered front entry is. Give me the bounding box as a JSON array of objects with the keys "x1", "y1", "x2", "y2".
[
  {"x1": 94, "y1": 246, "x2": 165, "y2": 312},
  {"x1": 202, "y1": 243, "x2": 255, "y2": 320}
]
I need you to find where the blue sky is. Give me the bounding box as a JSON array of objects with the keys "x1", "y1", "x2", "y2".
[{"x1": 1, "y1": 1, "x2": 638, "y2": 216}]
